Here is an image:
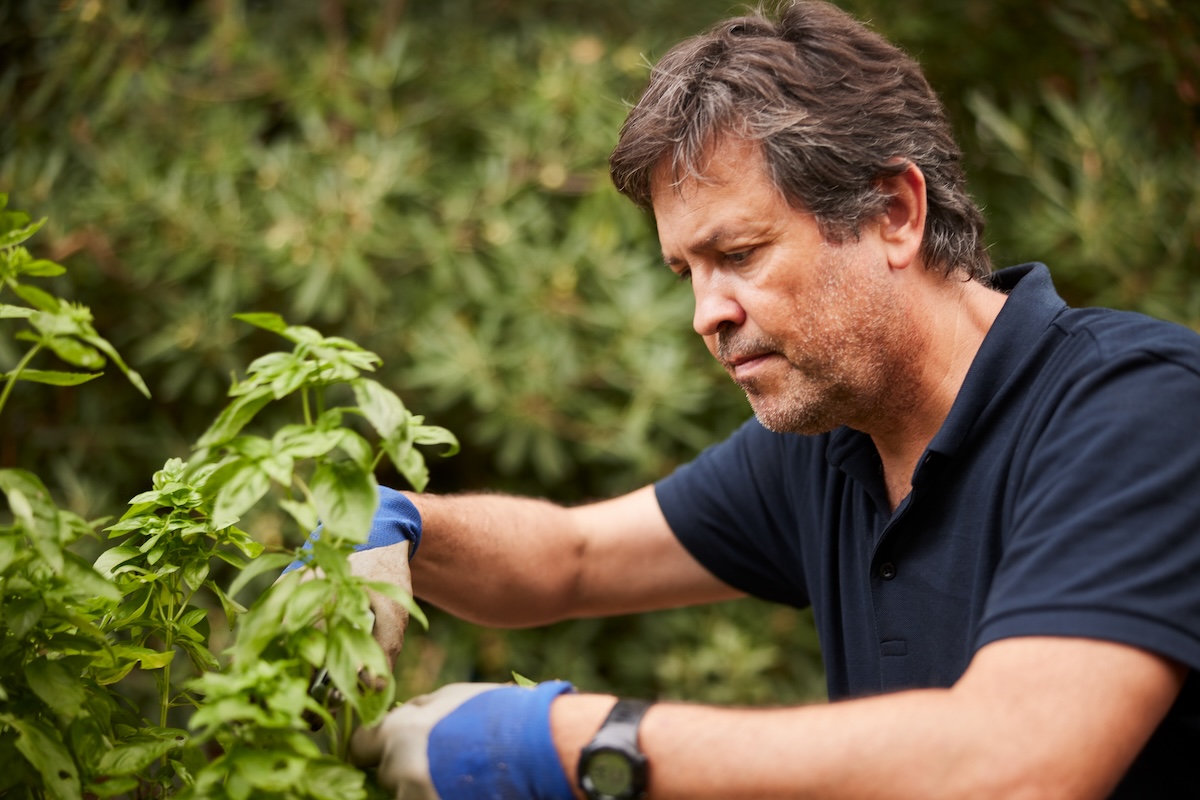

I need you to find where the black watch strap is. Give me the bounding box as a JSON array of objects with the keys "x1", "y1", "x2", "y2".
[
  {"x1": 578, "y1": 698, "x2": 653, "y2": 800},
  {"x1": 595, "y1": 698, "x2": 651, "y2": 742}
]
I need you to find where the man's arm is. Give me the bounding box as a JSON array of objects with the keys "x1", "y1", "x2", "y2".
[
  {"x1": 553, "y1": 635, "x2": 1185, "y2": 799},
  {"x1": 406, "y1": 484, "x2": 742, "y2": 627}
]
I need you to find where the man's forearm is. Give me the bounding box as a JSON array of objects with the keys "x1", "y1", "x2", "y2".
[
  {"x1": 407, "y1": 491, "x2": 587, "y2": 627},
  {"x1": 550, "y1": 637, "x2": 1184, "y2": 800},
  {"x1": 404, "y1": 484, "x2": 737, "y2": 628}
]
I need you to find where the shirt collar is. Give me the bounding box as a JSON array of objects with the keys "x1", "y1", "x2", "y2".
[
  {"x1": 925, "y1": 262, "x2": 1066, "y2": 458},
  {"x1": 827, "y1": 262, "x2": 1067, "y2": 470}
]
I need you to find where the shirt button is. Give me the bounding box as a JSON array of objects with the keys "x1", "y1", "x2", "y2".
[{"x1": 878, "y1": 562, "x2": 897, "y2": 580}]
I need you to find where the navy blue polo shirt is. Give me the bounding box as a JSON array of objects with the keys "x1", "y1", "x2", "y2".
[{"x1": 655, "y1": 263, "x2": 1200, "y2": 794}]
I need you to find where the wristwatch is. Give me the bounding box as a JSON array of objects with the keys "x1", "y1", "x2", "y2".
[{"x1": 577, "y1": 698, "x2": 653, "y2": 800}]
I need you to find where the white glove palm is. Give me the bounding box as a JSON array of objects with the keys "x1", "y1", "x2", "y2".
[{"x1": 350, "y1": 683, "x2": 502, "y2": 799}]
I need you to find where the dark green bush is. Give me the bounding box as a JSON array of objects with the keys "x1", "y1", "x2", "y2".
[{"x1": 2, "y1": 0, "x2": 1196, "y2": 716}]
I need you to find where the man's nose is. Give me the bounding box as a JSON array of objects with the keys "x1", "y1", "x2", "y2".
[{"x1": 692, "y1": 272, "x2": 744, "y2": 337}]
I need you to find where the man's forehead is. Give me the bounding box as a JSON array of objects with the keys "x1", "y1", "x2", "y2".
[{"x1": 649, "y1": 136, "x2": 768, "y2": 205}]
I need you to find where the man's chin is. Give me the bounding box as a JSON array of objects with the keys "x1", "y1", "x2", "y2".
[{"x1": 745, "y1": 393, "x2": 838, "y2": 437}]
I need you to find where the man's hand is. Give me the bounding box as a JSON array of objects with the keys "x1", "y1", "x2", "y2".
[
  {"x1": 284, "y1": 485, "x2": 422, "y2": 669},
  {"x1": 350, "y1": 681, "x2": 577, "y2": 800}
]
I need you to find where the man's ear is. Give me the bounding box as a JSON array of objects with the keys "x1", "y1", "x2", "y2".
[{"x1": 877, "y1": 161, "x2": 927, "y2": 271}]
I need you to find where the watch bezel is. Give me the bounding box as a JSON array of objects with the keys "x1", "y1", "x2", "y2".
[
  {"x1": 577, "y1": 698, "x2": 653, "y2": 800},
  {"x1": 579, "y1": 743, "x2": 649, "y2": 800}
]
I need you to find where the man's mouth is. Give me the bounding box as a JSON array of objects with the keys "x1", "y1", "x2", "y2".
[{"x1": 723, "y1": 351, "x2": 776, "y2": 380}]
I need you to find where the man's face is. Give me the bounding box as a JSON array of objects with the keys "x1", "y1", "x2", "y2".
[{"x1": 651, "y1": 138, "x2": 919, "y2": 435}]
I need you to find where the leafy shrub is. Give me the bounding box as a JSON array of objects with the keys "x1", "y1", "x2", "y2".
[{"x1": 0, "y1": 196, "x2": 454, "y2": 798}]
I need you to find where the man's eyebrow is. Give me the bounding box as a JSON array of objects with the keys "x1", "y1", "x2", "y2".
[{"x1": 662, "y1": 228, "x2": 733, "y2": 267}]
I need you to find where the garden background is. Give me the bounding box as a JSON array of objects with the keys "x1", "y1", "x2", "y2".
[{"x1": 2, "y1": 0, "x2": 1197, "y2": 710}]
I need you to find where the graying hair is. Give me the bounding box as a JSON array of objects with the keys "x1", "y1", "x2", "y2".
[{"x1": 609, "y1": 0, "x2": 990, "y2": 280}]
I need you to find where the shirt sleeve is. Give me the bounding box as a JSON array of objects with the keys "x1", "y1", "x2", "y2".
[
  {"x1": 977, "y1": 340, "x2": 1200, "y2": 672},
  {"x1": 654, "y1": 417, "x2": 822, "y2": 609}
]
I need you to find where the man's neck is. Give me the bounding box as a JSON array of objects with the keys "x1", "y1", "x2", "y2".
[{"x1": 869, "y1": 275, "x2": 1008, "y2": 511}]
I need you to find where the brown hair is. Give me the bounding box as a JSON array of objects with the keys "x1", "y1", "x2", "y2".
[{"x1": 609, "y1": 0, "x2": 990, "y2": 280}]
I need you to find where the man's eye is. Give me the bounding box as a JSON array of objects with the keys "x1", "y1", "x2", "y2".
[
  {"x1": 676, "y1": 267, "x2": 692, "y2": 283},
  {"x1": 725, "y1": 250, "x2": 752, "y2": 265}
]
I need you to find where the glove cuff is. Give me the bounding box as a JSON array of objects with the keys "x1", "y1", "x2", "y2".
[
  {"x1": 429, "y1": 680, "x2": 577, "y2": 800},
  {"x1": 373, "y1": 486, "x2": 423, "y2": 556},
  {"x1": 282, "y1": 485, "x2": 422, "y2": 574}
]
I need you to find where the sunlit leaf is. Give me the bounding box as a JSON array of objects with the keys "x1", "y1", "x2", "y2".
[
  {"x1": 6, "y1": 369, "x2": 102, "y2": 387},
  {"x1": 310, "y1": 461, "x2": 376, "y2": 543}
]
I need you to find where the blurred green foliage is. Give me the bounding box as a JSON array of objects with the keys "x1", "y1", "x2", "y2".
[{"x1": 1, "y1": 0, "x2": 1196, "y2": 708}]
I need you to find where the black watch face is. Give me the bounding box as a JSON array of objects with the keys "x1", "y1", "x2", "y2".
[{"x1": 585, "y1": 749, "x2": 634, "y2": 796}]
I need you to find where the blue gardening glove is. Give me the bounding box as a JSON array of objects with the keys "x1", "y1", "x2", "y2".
[
  {"x1": 282, "y1": 486, "x2": 421, "y2": 669},
  {"x1": 282, "y1": 485, "x2": 422, "y2": 575},
  {"x1": 349, "y1": 681, "x2": 577, "y2": 800}
]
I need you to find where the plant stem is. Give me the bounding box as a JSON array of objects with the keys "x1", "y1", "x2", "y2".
[
  {"x1": 161, "y1": 592, "x2": 175, "y2": 731},
  {"x1": 337, "y1": 704, "x2": 355, "y2": 761},
  {"x1": 0, "y1": 342, "x2": 43, "y2": 419}
]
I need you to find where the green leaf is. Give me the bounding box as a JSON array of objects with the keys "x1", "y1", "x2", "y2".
[
  {"x1": 512, "y1": 671, "x2": 537, "y2": 688},
  {"x1": 41, "y1": 334, "x2": 104, "y2": 370},
  {"x1": 6, "y1": 596, "x2": 46, "y2": 638},
  {"x1": 182, "y1": 558, "x2": 210, "y2": 592},
  {"x1": 11, "y1": 282, "x2": 57, "y2": 312},
  {"x1": 83, "y1": 776, "x2": 139, "y2": 798},
  {"x1": 225, "y1": 527, "x2": 265, "y2": 558},
  {"x1": 138, "y1": 649, "x2": 177, "y2": 670},
  {"x1": 179, "y1": 607, "x2": 208, "y2": 630},
  {"x1": 268, "y1": 357, "x2": 312, "y2": 399},
  {"x1": 106, "y1": 587, "x2": 152, "y2": 629},
  {"x1": 78, "y1": 332, "x2": 150, "y2": 398},
  {"x1": 0, "y1": 303, "x2": 34, "y2": 318},
  {"x1": 177, "y1": 637, "x2": 220, "y2": 672},
  {"x1": 0, "y1": 216, "x2": 46, "y2": 249},
  {"x1": 352, "y1": 378, "x2": 409, "y2": 439},
  {"x1": 363, "y1": 579, "x2": 429, "y2": 630},
  {"x1": 293, "y1": 626, "x2": 327, "y2": 667},
  {"x1": 336, "y1": 428, "x2": 375, "y2": 471},
  {"x1": 0, "y1": 533, "x2": 21, "y2": 574},
  {"x1": 62, "y1": 552, "x2": 122, "y2": 604},
  {"x1": 195, "y1": 387, "x2": 272, "y2": 449},
  {"x1": 325, "y1": 622, "x2": 392, "y2": 724},
  {"x1": 280, "y1": 323, "x2": 324, "y2": 345},
  {"x1": 25, "y1": 659, "x2": 87, "y2": 719},
  {"x1": 412, "y1": 423, "x2": 460, "y2": 456},
  {"x1": 211, "y1": 547, "x2": 250, "y2": 570},
  {"x1": 281, "y1": 577, "x2": 330, "y2": 632},
  {"x1": 6, "y1": 369, "x2": 103, "y2": 387},
  {"x1": 273, "y1": 425, "x2": 344, "y2": 460},
  {"x1": 224, "y1": 551, "x2": 295, "y2": 600},
  {"x1": 302, "y1": 758, "x2": 368, "y2": 800},
  {"x1": 232, "y1": 751, "x2": 306, "y2": 792},
  {"x1": 224, "y1": 434, "x2": 273, "y2": 460},
  {"x1": 6, "y1": 715, "x2": 81, "y2": 800},
  {"x1": 95, "y1": 730, "x2": 188, "y2": 776},
  {"x1": 233, "y1": 312, "x2": 289, "y2": 334},
  {"x1": 311, "y1": 461, "x2": 376, "y2": 543},
  {"x1": 387, "y1": 441, "x2": 430, "y2": 492},
  {"x1": 93, "y1": 545, "x2": 141, "y2": 579},
  {"x1": 278, "y1": 497, "x2": 319, "y2": 531},
  {"x1": 229, "y1": 578, "x2": 293, "y2": 662},
  {"x1": 22, "y1": 259, "x2": 65, "y2": 277},
  {"x1": 91, "y1": 657, "x2": 138, "y2": 686},
  {"x1": 310, "y1": 537, "x2": 349, "y2": 581},
  {"x1": 207, "y1": 580, "x2": 248, "y2": 627},
  {"x1": 212, "y1": 460, "x2": 272, "y2": 529},
  {"x1": 259, "y1": 452, "x2": 294, "y2": 487}
]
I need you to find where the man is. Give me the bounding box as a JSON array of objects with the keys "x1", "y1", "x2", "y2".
[{"x1": 340, "y1": 1, "x2": 1200, "y2": 797}]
